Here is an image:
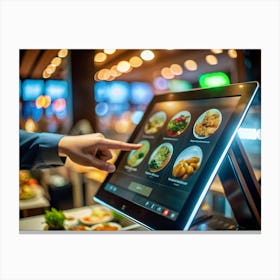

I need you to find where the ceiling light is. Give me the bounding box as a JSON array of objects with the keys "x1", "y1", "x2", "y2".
[
  {"x1": 205, "y1": 55, "x2": 218, "y2": 65},
  {"x1": 51, "y1": 57, "x2": 62, "y2": 67},
  {"x1": 46, "y1": 64, "x2": 56, "y2": 74},
  {"x1": 161, "y1": 67, "x2": 174, "y2": 79},
  {"x1": 117, "y1": 61, "x2": 130, "y2": 73},
  {"x1": 57, "y1": 49, "x2": 68, "y2": 58},
  {"x1": 170, "y1": 64, "x2": 183, "y2": 75},
  {"x1": 42, "y1": 70, "x2": 51, "y2": 79},
  {"x1": 94, "y1": 52, "x2": 107, "y2": 63},
  {"x1": 104, "y1": 49, "x2": 116, "y2": 55},
  {"x1": 228, "y1": 49, "x2": 237, "y2": 58},
  {"x1": 110, "y1": 65, "x2": 122, "y2": 77},
  {"x1": 129, "y1": 56, "x2": 143, "y2": 68},
  {"x1": 97, "y1": 69, "x2": 110, "y2": 80},
  {"x1": 140, "y1": 50, "x2": 155, "y2": 61},
  {"x1": 211, "y1": 49, "x2": 223, "y2": 54},
  {"x1": 184, "y1": 60, "x2": 197, "y2": 71}
]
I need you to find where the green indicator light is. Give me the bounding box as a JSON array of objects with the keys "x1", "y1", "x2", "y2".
[{"x1": 199, "y1": 72, "x2": 230, "y2": 88}]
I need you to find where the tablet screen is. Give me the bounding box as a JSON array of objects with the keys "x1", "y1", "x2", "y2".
[{"x1": 94, "y1": 82, "x2": 259, "y2": 230}]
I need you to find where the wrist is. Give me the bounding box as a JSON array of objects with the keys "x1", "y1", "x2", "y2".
[{"x1": 58, "y1": 136, "x2": 70, "y2": 157}]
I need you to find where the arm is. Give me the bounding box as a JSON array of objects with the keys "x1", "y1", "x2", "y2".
[
  {"x1": 20, "y1": 130, "x2": 141, "y2": 171},
  {"x1": 20, "y1": 129, "x2": 66, "y2": 170}
]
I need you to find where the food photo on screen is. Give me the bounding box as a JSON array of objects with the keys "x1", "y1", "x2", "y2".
[
  {"x1": 172, "y1": 146, "x2": 203, "y2": 180},
  {"x1": 144, "y1": 111, "x2": 167, "y2": 134},
  {"x1": 166, "y1": 111, "x2": 191, "y2": 137},
  {"x1": 193, "y1": 109, "x2": 222, "y2": 139},
  {"x1": 127, "y1": 140, "x2": 150, "y2": 167},
  {"x1": 148, "y1": 142, "x2": 174, "y2": 173}
]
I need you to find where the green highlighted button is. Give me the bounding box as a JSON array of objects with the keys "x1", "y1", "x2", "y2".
[{"x1": 128, "y1": 182, "x2": 152, "y2": 197}]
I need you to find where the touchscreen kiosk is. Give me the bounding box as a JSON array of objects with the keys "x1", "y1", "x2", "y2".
[{"x1": 94, "y1": 82, "x2": 259, "y2": 230}]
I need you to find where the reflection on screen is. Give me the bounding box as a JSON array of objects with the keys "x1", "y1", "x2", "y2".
[{"x1": 105, "y1": 96, "x2": 240, "y2": 221}]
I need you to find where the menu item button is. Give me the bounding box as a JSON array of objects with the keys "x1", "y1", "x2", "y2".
[{"x1": 156, "y1": 206, "x2": 164, "y2": 213}]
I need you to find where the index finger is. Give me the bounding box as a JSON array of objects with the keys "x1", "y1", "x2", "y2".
[{"x1": 98, "y1": 138, "x2": 142, "y2": 151}]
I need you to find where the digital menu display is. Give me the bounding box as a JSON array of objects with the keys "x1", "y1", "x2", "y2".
[
  {"x1": 104, "y1": 97, "x2": 239, "y2": 220},
  {"x1": 94, "y1": 82, "x2": 259, "y2": 230}
]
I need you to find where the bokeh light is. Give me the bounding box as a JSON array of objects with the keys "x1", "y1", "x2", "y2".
[
  {"x1": 140, "y1": 50, "x2": 155, "y2": 61},
  {"x1": 184, "y1": 60, "x2": 197, "y2": 71}
]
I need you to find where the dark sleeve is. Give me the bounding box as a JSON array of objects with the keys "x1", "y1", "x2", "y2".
[{"x1": 20, "y1": 129, "x2": 66, "y2": 170}]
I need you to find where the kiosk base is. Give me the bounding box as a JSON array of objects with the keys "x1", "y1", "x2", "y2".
[
  {"x1": 190, "y1": 213, "x2": 238, "y2": 231},
  {"x1": 190, "y1": 136, "x2": 261, "y2": 231}
]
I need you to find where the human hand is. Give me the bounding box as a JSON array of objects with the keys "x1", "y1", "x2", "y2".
[{"x1": 58, "y1": 133, "x2": 141, "y2": 173}]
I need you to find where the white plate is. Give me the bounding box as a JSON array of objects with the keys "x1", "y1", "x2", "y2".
[
  {"x1": 67, "y1": 225, "x2": 92, "y2": 231},
  {"x1": 193, "y1": 109, "x2": 222, "y2": 139},
  {"x1": 63, "y1": 216, "x2": 79, "y2": 230},
  {"x1": 90, "y1": 222, "x2": 122, "y2": 231}
]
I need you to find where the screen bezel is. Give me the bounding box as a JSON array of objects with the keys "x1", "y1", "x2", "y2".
[{"x1": 94, "y1": 81, "x2": 260, "y2": 230}]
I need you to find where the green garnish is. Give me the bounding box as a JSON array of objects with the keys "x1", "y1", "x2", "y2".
[
  {"x1": 44, "y1": 208, "x2": 66, "y2": 230},
  {"x1": 137, "y1": 152, "x2": 144, "y2": 159}
]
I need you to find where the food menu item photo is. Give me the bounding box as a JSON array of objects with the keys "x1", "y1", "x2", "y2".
[
  {"x1": 193, "y1": 109, "x2": 222, "y2": 139},
  {"x1": 148, "y1": 143, "x2": 173, "y2": 173},
  {"x1": 127, "y1": 140, "x2": 150, "y2": 167},
  {"x1": 166, "y1": 111, "x2": 191, "y2": 137},
  {"x1": 172, "y1": 146, "x2": 203, "y2": 180},
  {"x1": 144, "y1": 111, "x2": 167, "y2": 134}
]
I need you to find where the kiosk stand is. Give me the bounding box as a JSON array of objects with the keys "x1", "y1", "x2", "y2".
[
  {"x1": 191, "y1": 136, "x2": 261, "y2": 231},
  {"x1": 94, "y1": 82, "x2": 260, "y2": 230}
]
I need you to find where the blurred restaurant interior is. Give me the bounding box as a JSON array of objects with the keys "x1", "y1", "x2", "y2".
[{"x1": 19, "y1": 49, "x2": 261, "y2": 230}]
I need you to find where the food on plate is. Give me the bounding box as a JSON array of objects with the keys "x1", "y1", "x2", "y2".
[
  {"x1": 20, "y1": 184, "x2": 36, "y2": 200},
  {"x1": 148, "y1": 143, "x2": 173, "y2": 172},
  {"x1": 68, "y1": 225, "x2": 90, "y2": 231},
  {"x1": 79, "y1": 205, "x2": 113, "y2": 225},
  {"x1": 19, "y1": 170, "x2": 39, "y2": 200},
  {"x1": 194, "y1": 109, "x2": 222, "y2": 138},
  {"x1": 19, "y1": 170, "x2": 31, "y2": 185},
  {"x1": 63, "y1": 216, "x2": 79, "y2": 229},
  {"x1": 20, "y1": 170, "x2": 39, "y2": 185},
  {"x1": 91, "y1": 222, "x2": 122, "y2": 231},
  {"x1": 144, "y1": 111, "x2": 167, "y2": 134},
  {"x1": 127, "y1": 140, "x2": 150, "y2": 167},
  {"x1": 166, "y1": 111, "x2": 191, "y2": 137},
  {"x1": 172, "y1": 157, "x2": 201, "y2": 180},
  {"x1": 172, "y1": 146, "x2": 202, "y2": 180},
  {"x1": 44, "y1": 208, "x2": 66, "y2": 230}
]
